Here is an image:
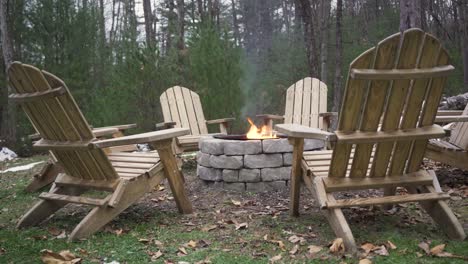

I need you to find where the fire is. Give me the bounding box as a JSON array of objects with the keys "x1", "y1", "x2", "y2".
[{"x1": 246, "y1": 117, "x2": 278, "y2": 139}]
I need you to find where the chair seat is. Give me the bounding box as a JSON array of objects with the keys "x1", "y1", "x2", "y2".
[
  {"x1": 107, "y1": 151, "x2": 161, "y2": 179},
  {"x1": 428, "y1": 139, "x2": 463, "y2": 152},
  {"x1": 303, "y1": 149, "x2": 375, "y2": 177}
]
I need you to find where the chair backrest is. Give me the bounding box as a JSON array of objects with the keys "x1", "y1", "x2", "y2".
[
  {"x1": 160, "y1": 86, "x2": 208, "y2": 136},
  {"x1": 8, "y1": 62, "x2": 119, "y2": 181},
  {"x1": 449, "y1": 104, "x2": 468, "y2": 150},
  {"x1": 284, "y1": 77, "x2": 327, "y2": 129},
  {"x1": 329, "y1": 28, "x2": 453, "y2": 178}
]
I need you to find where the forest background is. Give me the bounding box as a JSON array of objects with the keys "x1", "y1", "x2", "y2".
[{"x1": 1, "y1": 0, "x2": 467, "y2": 154}]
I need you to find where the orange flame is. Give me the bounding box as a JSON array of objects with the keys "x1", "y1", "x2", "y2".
[{"x1": 246, "y1": 117, "x2": 278, "y2": 139}]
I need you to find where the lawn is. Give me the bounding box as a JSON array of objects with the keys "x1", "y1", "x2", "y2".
[{"x1": 0, "y1": 155, "x2": 467, "y2": 263}]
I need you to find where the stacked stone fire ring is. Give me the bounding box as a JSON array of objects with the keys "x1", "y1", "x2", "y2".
[{"x1": 196, "y1": 134, "x2": 324, "y2": 192}]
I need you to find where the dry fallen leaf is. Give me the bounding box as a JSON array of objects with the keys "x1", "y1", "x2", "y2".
[
  {"x1": 231, "y1": 199, "x2": 242, "y2": 206},
  {"x1": 308, "y1": 245, "x2": 323, "y2": 255},
  {"x1": 373, "y1": 245, "x2": 389, "y2": 256},
  {"x1": 41, "y1": 249, "x2": 81, "y2": 264},
  {"x1": 430, "y1": 244, "x2": 445, "y2": 255},
  {"x1": 235, "y1": 222, "x2": 248, "y2": 230},
  {"x1": 138, "y1": 238, "x2": 151, "y2": 244},
  {"x1": 201, "y1": 225, "x2": 218, "y2": 232},
  {"x1": 359, "y1": 259, "x2": 372, "y2": 264},
  {"x1": 329, "y1": 238, "x2": 345, "y2": 254},
  {"x1": 178, "y1": 247, "x2": 188, "y2": 255},
  {"x1": 47, "y1": 227, "x2": 62, "y2": 236},
  {"x1": 269, "y1": 254, "x2": 282, "y2": 263},
  {"x1": 387, "y1": 240, "x2": 397, "y2": 250},
  {"x1": 154, "y1": 240, "x2": 163, "y2": 247},
  {"x1": 418, "y1": 241, "x2": 431, "y2": 255},
  {"x1": 360, "y1": 243, "x2": 374, "y2": 254},
  {"x1": 150, "y1": 250, "x2": 163, "y2": 261},
  {"x1": 288, "y1": 235, "x2": 306, "y2": 245},
  {"x1": 187, "y1": 240, "x2": 198, "y2": 248},
  {"x1": 289, "y1": 245, "x2": 299, "y2": 255}
]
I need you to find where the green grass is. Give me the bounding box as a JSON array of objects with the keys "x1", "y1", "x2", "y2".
[{"x1": 0, "y1": 157, "x2": 467, "y2": 263}]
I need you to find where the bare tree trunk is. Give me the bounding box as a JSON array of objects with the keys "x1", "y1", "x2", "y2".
[
  {"x1": 332, "y1": 0, "x2": 343, "y2": 114},
  {"x1": 400, "y1": 0, "x2": 422, "y2": 31},
  {"x1": 142, "y1": 0, "x2": 155, "y2": 48},
  {"x1": 231, "y1": 0, "x2": 240, "y2": 45},
  {"x1": 319, "y1": 0, "x2": 331, "y2": 82},
  {"x1": 0, "y1": 0, "x2": 16, "y2": 147},
  {"x1": 458, "y1": 1, "x2": 468, "y2": 91},
  {"x1": 296, "y1": 0, "x2": 318, "y2": 77},
  {"x1": 176, "y1": 0, "x2": 185, "y2": 50}
]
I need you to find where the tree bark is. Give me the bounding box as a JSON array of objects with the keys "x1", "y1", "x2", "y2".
[
  {"x1": 458, "y1": 1, "x2": 468, "y2": 91},
  {"x1": 176, "y1": 0, "x2": 185, "y2": 50},
  {"x1": 319, "y1": 0, "x2": 331, "y2": 82},
  {"x1": 400, "y1": 0, "x2": 422, "y2": 31},
  {"x1": 142, "y1": 0, "x2": 155, "y2": 48},
  {"x1": 296, "y1": 0, "x2": 318, "y2": 78},
  {"x1": 231, "y1": 0, "x2": 240, "y2": 45},
  {"x1": 332, "y1": 0, "x2": 343, "y2": 114},
  {"x1": 0, "y1": 0, "x2": 16, "y2": 147}
]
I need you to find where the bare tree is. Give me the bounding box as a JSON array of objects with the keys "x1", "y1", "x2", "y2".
[
  {"x1": 177, "y1": 0, "x2": 185, "y2": 50},
  {"x1": 458, "y1": 1, "x2": 468, "y2": 91},
  {"x1": 319, "y1": 0, "x2": 331, "y2": 82},
  {"x1": 0, "y1": 0, "x2": 16, "y2": 146},
  {"x1": 143, "y1": 0, "x2": 156, "y2": 47},
  {"x1": 400, "y1": 0, "x2": 422, "y2": 31},
  {"x1": 296, "y1": 0, "x2": 318, "y2": 77},
  {"x1": 332, "y1": 0, "x2": 343, "y2": 114},
  {"x1": 231, "y1": 0, "x2": 240, "y2": 45}
]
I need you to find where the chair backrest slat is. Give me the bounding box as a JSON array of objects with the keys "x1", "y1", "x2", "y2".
[
  {"x1": 8, "y1": 62, "x2": 118, "y2": 181},
  {"x1": 284, "y1": 77, "x2": 327, "y2": 128},
  {"x1": 329, "y1": 29, "x2": 452, "y2": 178},
  {"x1": 160, "y1": 86, "x2": 208, "y2": 135},
  {"x1": 449, "y1": 104, "x2": 468, "y2": 150}
]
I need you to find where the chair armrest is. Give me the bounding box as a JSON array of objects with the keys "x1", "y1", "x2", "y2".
[
  {"x1": 275, "y1": 124, "x2": 337, "y2": 142},
  {"x1": 92, "y1": 127, "x2": 120, "y2": 138},
  {"x1": 155, "y1": 121, "x2": 177, "y2": 130},
  {"x1": 92, "y1": 128, "x2": 189, "y2": 149},
  {"x1": 436, "y1": 110, "x2": 463, "y2": 116},
  {"x1": 256, "y1": 114, "x2": 284, "y2": 120},
  {"x1": 206, "y1": 118, "x2": 235, "y2": 124},
  {"x1": 28, "y1": 133, "x2": 41, "y2": 141},
  {"x1": 434, "y1": 115, "x2": 468, "y2": 123},
  {"x1": 96, "y1": 123, "x2": 137, "y2": 131},
  {"x1": 319, "y1": 112, "x2": 338, "y2": 117}
]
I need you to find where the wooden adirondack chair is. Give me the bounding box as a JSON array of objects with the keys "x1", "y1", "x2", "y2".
[
  {"x1": 27, "y1": 123, "x2": 137, "y2": 192},
  {"x1": 158, "y1": 86, "x2": 235, "y2": 152},
  {"x1": 426, "y1": 104, "x2": 468, "y2": 169},
  {"x1": 8, "y1": 62, "x2": 193, "y2": 241},
  {"x1": 257, "y1": 77, "x2": 335, "y2": 131},
  {"x1": 275, "y1": 29, "x2": 466, "y2": 253}
]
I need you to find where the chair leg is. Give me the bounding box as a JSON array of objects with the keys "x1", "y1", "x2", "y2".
[
  {"x1": 326, "y1": 194, "x2": 357, "y2": 253},
  {"x1": 17, "y1": 186, "x2": 84, "y2": 228},
  {"x1": 25, "y1": 162, "x2": 62, "y2": 192},
  {"x1": 152, "y1": 139, "x2": 193, "y2": 214},
  {"x1": 289, "y1": 138, "x2": 304, "y2": 217},
  {"x1": 69, "y1": 173, "x2": 165, "y2": 241},
  {"x1": 382, "y1": 187, "x2": 397, "y2": 210},
  {"x1": 408, "y1": 186, "x2": 466, "y2": 240}
]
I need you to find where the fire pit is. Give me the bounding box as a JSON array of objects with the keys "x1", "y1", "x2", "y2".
[{"x1": 196, "y1": 118, "x2": 324, "y2": 192}]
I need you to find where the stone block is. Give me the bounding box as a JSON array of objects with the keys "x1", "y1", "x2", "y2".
[
  {"x1": 304, "y1": 139, "x2": 325, "y2": 151},
  {"x1": 246, "y1": 182, "x2": 266, "y2": 192},
  {"x1": 244, "y1": 154, "x2": 282, "y2": 168},
  {"x1": 210, "y1": 155, "x2": 243, "y2": 169},
  {"x1": 196, "y1": 152, "x2": 211, "y2": 167},
  {"x1": 201, "y1": 180, "x2": 224, "y2": 189},
  {"x1": 239, "y1": 169, "x2": 261, "y2": 182},
  {"x1": 262, "y1": 138, "x2": 292, "y2": 153},
  {"x1": 197, "y1": 165, "x2": 222, "y2": 181},
  {"x1": 199, "y1": 138, "x2": 224, "y2": 155},
  {"x1": 283, "y1": 153, "x2": 292, "y2": 166},
  {"x1": 261, "y1": 167, "x2": 291, "y2": 181},
  {"x1": 222, "y1": 169, "x2": 239, "y2": 182},
  {"x1": 224, "y1": 182, "x2": 246, "y2": 192},
  {"x1": 224, "y1": 140, "x2": 262, "y2": 155}
]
